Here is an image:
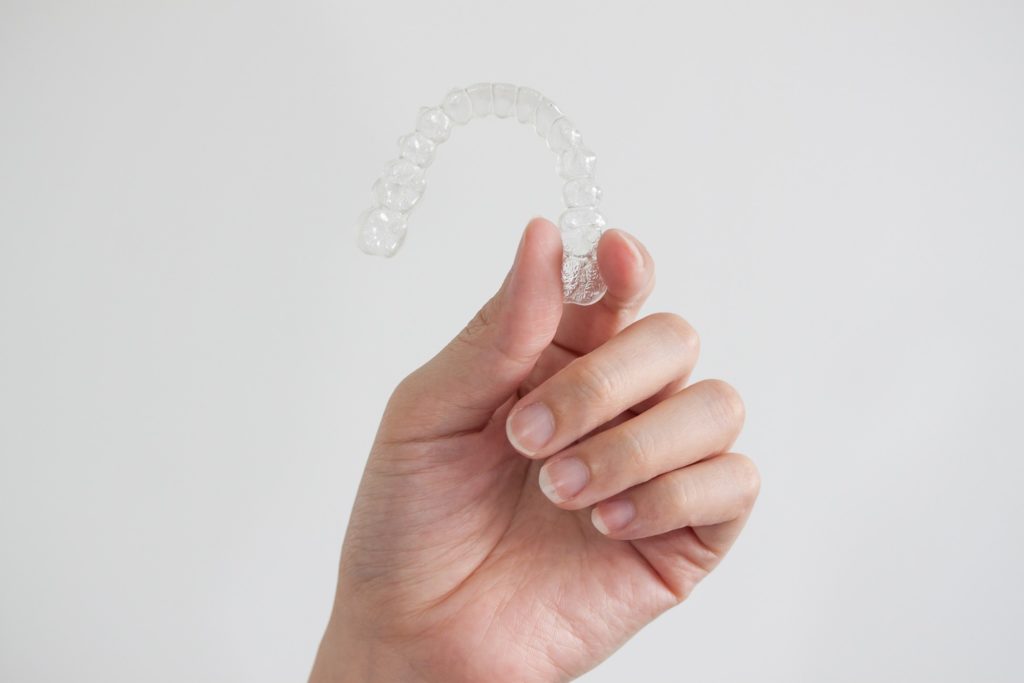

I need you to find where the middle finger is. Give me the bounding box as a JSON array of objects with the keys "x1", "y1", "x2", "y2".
[
  {"x1": 506, "y1": 312, "x2": 699, "y2": 458},
  {"x1": 537, "y1": 379, "x2": 745, "y2": 509}
]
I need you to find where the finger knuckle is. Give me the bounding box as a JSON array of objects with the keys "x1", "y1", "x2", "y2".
[
  {"x1": 618, "y1": 425, "x2": 653, "y2": 469},
  {"x1": 728, "y1": 453, "x2": 761, "y2": 506},
  {"x1": 455, "y1": 299, "x2": 535, "y2": 365},
  {"x1": 647, "y1": 312, "x2": 700, "y2": 357},
  {"x1": 673, "y1": 472, "x2": 703, "y2": 515},
  {"x1": 455, "y1": 301, "x2": 495, "y2": 350},
  {"x1": 568, "y1": 357, "x2": 618, "y2": 406},
  {"x1": 699, "y1": 379, "x2": 746, "y2": 431}
]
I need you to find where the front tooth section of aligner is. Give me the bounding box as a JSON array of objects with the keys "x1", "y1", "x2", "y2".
[
  {"x1": 492, "y1": 83, "x2": 516, "y2": 118},
  {"x1": 416, "y1": 106, "x2": 453, "y2": 142},
  {"x1": 441, "y1": 88, "x2": 473, "y2": 125},
  {"x1": 562, "y1": 252, "x2": 606, "y2": 306},
  {"x1": 534, "y1": 99, "x2": 563, "y2": 138},
  {"x1": 515, "y1": 87, "x2": 541, "y2": 125},
  {"x1": 556, "y1": 145, "x2": 597, "y2": 179},
  {"x1": 466, "y1": 83, "x2": 493, "y2": 118},
  {"x1": 559, "y1": 207, "x2": 605, "y2": 256},
  {"x1": 372, "y1": 159, "x2": 426, "y2": 213},
  {"x1": 397, "y1": 132, "x2": 436, "y2": 167},
  {"x1": 547, "y1": 117, "x2": 583, "y2": 153},
  {"x1": 563, "y1": 177, "x2": 603, "y2": 207},
  {"x1": 357, "y1": 206, "x2": 408, "y2": 257}
]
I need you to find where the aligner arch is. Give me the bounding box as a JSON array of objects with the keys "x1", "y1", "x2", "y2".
[{"x1": 355, "y1": 83, "x2": 607, "y2": 305}]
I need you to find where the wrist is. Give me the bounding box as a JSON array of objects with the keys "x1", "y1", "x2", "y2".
[{"x1": 310, "y1": 621, "x2": 431, "y2": 683}]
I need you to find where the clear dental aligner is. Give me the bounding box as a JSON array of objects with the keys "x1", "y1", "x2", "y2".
[{"x1": 355, "y1": 83, "x2": 607, "y2": 306}]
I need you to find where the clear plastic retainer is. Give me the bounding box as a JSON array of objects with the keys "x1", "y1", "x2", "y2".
[{"x1": 355, "y1": 83, "x2": 607, "y2": 306}]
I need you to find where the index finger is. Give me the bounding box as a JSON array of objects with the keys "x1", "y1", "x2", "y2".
[{"x1": 554, "y1": 229, "x2": 656, "y2": 355}]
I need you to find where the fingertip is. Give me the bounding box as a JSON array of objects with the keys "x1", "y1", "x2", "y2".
[
  {"x1": 591, "y1": 498, "x2": 637, "y2": 537},
  {"x1": 597, "y1": 229, "x2": 654, "y2": 305},
  {"x1": 521, "y1": 217, "x2": 562, "y2": 266},
  {"x1": 591, "y1": 507, "x2": 612, "y2": 535},
  {"x1": 525, "y1": 215, "x2": 559, "y2": 236},
  {"x1": 502, "y1": 216, "x2": 564, "y2": 343},
  {"x1": 515, "y1": 216, "x2": 563, "y2": 297}
]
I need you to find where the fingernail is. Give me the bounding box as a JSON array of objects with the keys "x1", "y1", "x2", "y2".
[
  {"x1": 622, "y1": 233, "x2": 644, "y2": 268},
  {"x1": 538, "y1": 457, "x2": 589, "y2": 504},
  {"x1": 592, "y1": 499, "x2": 636, "y2": 535},
  {"x1": 506, "y1": 402, "x2": 555, "y2": 455}
]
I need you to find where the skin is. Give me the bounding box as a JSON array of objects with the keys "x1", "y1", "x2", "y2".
[{"x1": 310, "y1": 218, "x2": 760, "y2": 683}]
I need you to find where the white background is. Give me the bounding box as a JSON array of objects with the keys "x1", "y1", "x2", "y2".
[{"x1": 2, "y1": 1, "x2": 1022, "y2": 681}]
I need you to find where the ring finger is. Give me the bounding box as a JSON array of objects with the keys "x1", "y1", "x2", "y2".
[
  {"x1": 536, "y1": 379, "x2": 745, "y2": 508},
  {"x1": 591, "y1": 452, "x2": 761, "y2": 540},
  {"x1": 506, "y1": 312, "x2": 700, "y2": 458}
]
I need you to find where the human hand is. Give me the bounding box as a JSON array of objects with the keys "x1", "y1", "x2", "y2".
[{"x1": 310, "y1": 218, "x2": 759, "y2": 682}]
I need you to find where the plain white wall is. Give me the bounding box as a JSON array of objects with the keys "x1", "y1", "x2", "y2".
[{"x1": 2, "y1": 1, "x2": 1022, "y2": 680}]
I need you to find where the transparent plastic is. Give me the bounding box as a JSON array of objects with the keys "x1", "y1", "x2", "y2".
[{"x1": 356, "y1": 83, "x2": 607, "y2": 305}]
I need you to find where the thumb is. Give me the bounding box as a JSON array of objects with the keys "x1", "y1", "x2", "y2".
[{"x1": 380, "y1": 217, "x2": 565, "y2": 442}]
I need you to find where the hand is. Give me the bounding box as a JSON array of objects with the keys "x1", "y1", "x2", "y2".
[{"x1": 311, "y1": 218, "x2": 759, "y2": 683}]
